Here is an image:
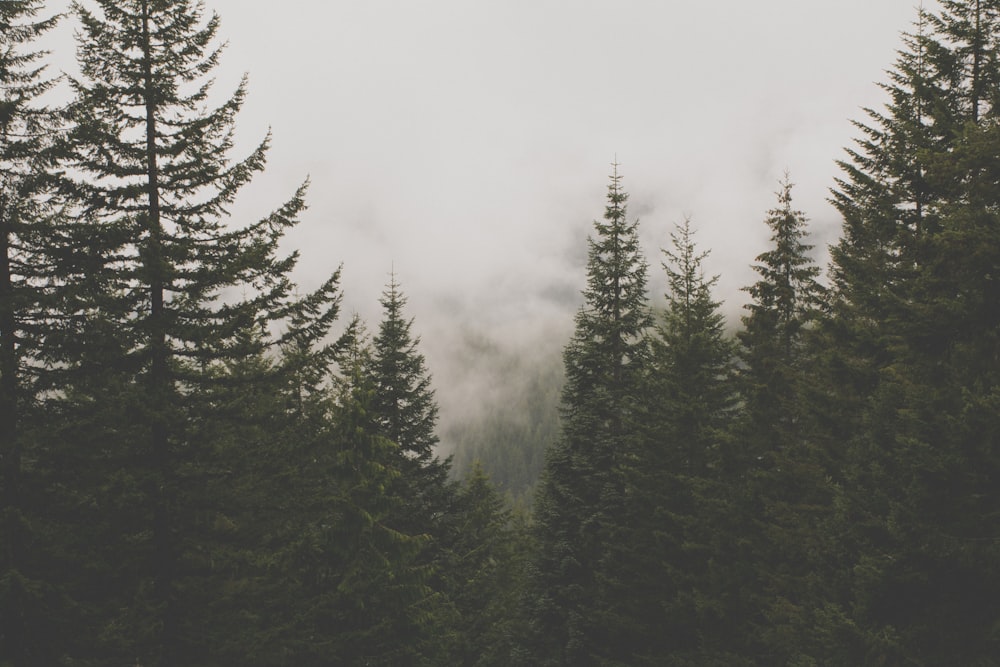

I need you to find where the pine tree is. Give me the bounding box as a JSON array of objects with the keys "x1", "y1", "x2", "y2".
[
  {"x1": 172, "y1": 308, "x2": 346, "y2": 666},
  {"x1": 529, "y1": 163, "x2": 652, "y2": 666},
  {"x1": 651, "y1": 218, "x2": 736, "y2": 475},
  {"x1": 369, "y1": 274, "x2": 438, "y2": 460},
  {"x1": 613, "y1": 218, "x2": 742, "y2": 664},
  {"x1": 367, "y1": 272, "x2": 453, "y2": 525},
  {"x1": 738, "y1": 175, "x2": 825, "y2": 461},
  {"x1": 735, "y1": 177, "x2": 833, "y2": 663},
  {"x1": 60, "y1": 1, "x2": 341, "y2": 663},
  {"x1": 0, "y1": 4, "x2": 77, "y2": 665},
  {"x1": 274, "y1": 317, "x2": 436, "y2": 666},
  {"x1": 822, "y1": 1, "x2": 1000, "y2": 662},
  {"x1": 449, "y1": 463, "x2": 533, "y2": 667},
  {"x1": 810, "y1": 16, "x2": 948, "y2": 662},
  {"x1": 365, "y1": 273, "x2": 460, "y2": 661}
]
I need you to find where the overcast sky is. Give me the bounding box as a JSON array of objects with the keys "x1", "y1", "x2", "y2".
[{"x1": 45, "y1": 1, "x2": 930, "y2": 438}]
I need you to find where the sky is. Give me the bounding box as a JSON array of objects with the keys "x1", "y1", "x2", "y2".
[{"x1": 42, "y1": 0, "x2": 931, "y2": 443}]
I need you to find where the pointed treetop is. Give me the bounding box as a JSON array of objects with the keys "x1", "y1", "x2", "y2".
[{"x1": 369, "y1": 271, "x2": 439, "y2": 460}]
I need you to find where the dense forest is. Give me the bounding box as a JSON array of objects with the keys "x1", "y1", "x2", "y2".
[{"x1": 2, "y1": 0, "x2": 999, "y2": 665}]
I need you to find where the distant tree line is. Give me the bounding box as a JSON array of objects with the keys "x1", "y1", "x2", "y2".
[{"x1": 1, "y1": 1, "x2": 998, "y2": 666}]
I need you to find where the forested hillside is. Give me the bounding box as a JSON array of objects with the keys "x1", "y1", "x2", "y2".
[
  {"x1": 446, "y1": 337, "x2": 562, "y2": 507},
  {"x1": 2, "y1": 1, "x2": 999, "y2": 665}
]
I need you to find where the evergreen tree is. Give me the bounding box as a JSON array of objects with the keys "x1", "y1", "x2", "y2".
[
  {"x1": 613, "y1": 218, "x2": 741, "y2": 664},
  {"x1": 367, "y1": 272, "x2": 453, "y2": 524},
  {"x1": 810, "y1": 15, "x2": 948, "y2": 661},
  {"x1": 736, "y1": 177, "x2": 833, "y2": 663},
  {"x1": 651, "y1": 218, "x2": 736, "y2": 475},
  {"x1": 366, "y1": 273, "x2": 460, "y2": 661},
  {"x1": 174, "y1": 305, "x2": 344, "y2": 666},
  {"x1": 60, "y1": 1, "x2": 341, "y2": 663},
  {"x1": 738, "y1": 175, "x2": 825, "y2": 461},
  {"x1": 0, "y1": 3, "x2": 71, "y2": 664},
  {"x1": 369, "y1": 273, "x2": 439, "y2": 462},
  {"x1": 529, "y1": 163, "x2": 652, "y2": 666},
  {"x1": 277, "y1": 319, "x2": 438, "y2": 666},
  {"x1": 822, "y1": 1, "x2": 1000, "y2": 662},
  {"x1": 449, "y1": 462, "x2": 533, "y2": 667}
]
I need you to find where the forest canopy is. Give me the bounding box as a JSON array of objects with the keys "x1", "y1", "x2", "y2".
[{"x1": 2, "y1": 1, "x2": 999, "y2": 665}]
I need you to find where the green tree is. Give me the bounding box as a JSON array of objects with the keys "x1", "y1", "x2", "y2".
[
  {"x1": 529, "y1": 163, "x2": 652, "y2": 666},
  {"x1": 276, "y1": 318, "x2": 436, "y2": 666},
  {"x1": 61, "y1": 1, "x2": 341, "y2": 663},
  {"x1": 736, "y1": 177, "x2": 833, "y2": 663},
  {"x1": 810, "y1": 14, "x2": 947, "y2": 663},
  {"x1": 368, "y1": 272, "x2": 454, "y2": 524},
  {"x1": 650, "y1": 218, "x2": 736, "y2": 475},
  {"x1": 449, "y1": 462, "x2": 534, "y2": 667},
  {"x1": 171, "y1": 308, "x2": 345, "y2": 666},
  {"x1": 738, "y1": 176, "x2": 825, "y2": 461},
  {"x1": 0, "y1": 3, "x2": 71, "y2": 665},
  {"x1": 822, "y1": 1, "x2": 1000, "y2": 662},
  {"x1": 612, "y1": 218, "x2": 742, "y2": 665},
  {"x1": 366, "y1": 273, "x2": 460, "y2": 661}
]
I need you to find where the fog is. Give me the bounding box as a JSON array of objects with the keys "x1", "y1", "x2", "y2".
[{"x1": 42, "y1": 0, "x2": 930, "y2": 447}]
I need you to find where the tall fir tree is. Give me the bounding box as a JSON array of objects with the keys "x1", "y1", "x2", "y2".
[
  {"x1": 650, "y1": 218, "x2": 736, "y2": 476},
  {"x1": 367, "y1": 272, "x2": 453, "y2": 523},
  {"x1": 738, "y1": 175, "x2": 825, "y2": 462},
  {"x1": 273, "y1": 317, "x2": 438, "y2": 666},
  {"x1": 0, "y1": 3, "x2": 73, "y2": 665},
  {"x1": 60, "y1": 1, "x2": 341, "y2": 663},
  {"x1": 735, "y1": 177, "x2": 834, "y2": 663},
  {"x1": 822, "y1": 1, "x2": 1000, "y2": 662},
  {"x1": 366, "y1": 272, "x2": 460, "y2": 660},
  {"x1": 448, "y1": 462, "x2": 534, "y2": 667},
  {"x1": 611, "y1": 218, "x2": 742, "y2": 665},
  {"x1": 529, "y1": 163, "x2": 652, "y2": 666},
  {"x1": 812, "y1": 15, "x2": 946, "y2": 661}
]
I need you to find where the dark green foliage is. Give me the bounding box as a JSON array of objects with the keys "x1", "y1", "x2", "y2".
[
  {"x1": 56, "y1": 0, "x2": 341, "y2": 662},
  {"x1": 613, "y1": 219, "x2": 742, "y2": 664},
  {"x1": 448, "y1": 463, "x2": 534, "y2": 667},
  {"x1": 4, "y1": 0, "x2": 1000, "y2": 664},
  {"x1": 365, "y1": 276, "x2": 466, "y2": 663},
  {"x1": 281, "y1": 327, "x2": 436, "y2": 667},
  {"x1": 529, "y1": 164, "x2": 652, "y2": 666},
  {"x1": 820, "y1": 2, "x2": 1000, "y2": 662},
  {"x1": 369, "y1": 273, "x2": 439, "y2": 462},
  {"x1": 0, "y1": 3, "x2": 76, "y2": 665},
  {"x1": 367, "y1": 273, "x2": 454, "y2": 530},
  {"x1": 735, "y1": 178, "x2": 836, "y2": 663},
  {"x1": 738, "y1": 176, "x2": 825, "y2": 462},
  {"x1": 650, "y1": 218, "x2": 737, "y2": 476}
]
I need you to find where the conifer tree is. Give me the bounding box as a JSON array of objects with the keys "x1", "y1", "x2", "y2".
[
  {"x1": 813, "y1": 17, "x2": 947, "y2": 659},
  {"x1": 612, "y1": 218, "x2": 741, "y2": 664},
  {"x1": 650, "y1": 218, "x2": 736, "y2": 475},
  {"x1": 739, "y1": 176, "x2": 824, "y2": 459},
  {"x1": 0, "y1": 3, "x2": 70, "y2": 664},
  {"x1": 529, "y1": 163, "x2": 651, "y2": 666},
  {"x1": 276, "y1": 317, "x2": 437, "y2": 666},
  {"x1": 823, "y1": 2, "x2": 1000, "y2": 661},
  {"x1": 736, "y1": 178, "x2": 832, "y2": 662},
  {"x1": 174, "y1": 309, "x2": 344, "y2": 665},
  {"x1": 367, "y1": 272, "x2": 453, "y2": 523},
  {"x1": 449, "y1": 463, "x2": 533, "y2": 667},
  {"x1": 369, "y1": 273, "x2": 438, "y2": 460},
  {"x1": 60, "y1": 1, "x2": 341, "y2": 663},
  {"x1": 365, "y1": 273, "x2": 460, "y2": 660}
]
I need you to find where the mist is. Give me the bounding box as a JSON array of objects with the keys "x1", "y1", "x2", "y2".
[{"x1": 38, "y1": 0, "x2": 930, "y2": 457}]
